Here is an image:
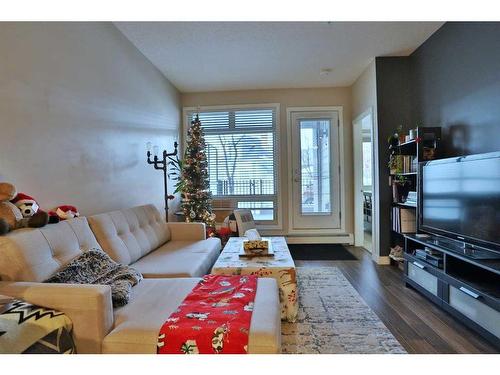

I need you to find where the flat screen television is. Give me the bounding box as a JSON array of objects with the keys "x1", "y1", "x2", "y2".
[{"x1": 419, "y1": 151, "x2": 500, "y2": 254}]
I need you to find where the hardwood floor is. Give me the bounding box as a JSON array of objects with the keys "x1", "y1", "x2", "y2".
[{"x1": 295, "y1": 247, "x2": 499, "y2": 354}]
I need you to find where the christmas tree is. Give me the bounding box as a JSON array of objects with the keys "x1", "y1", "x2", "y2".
[{"x1": 180, "y1": 115, "x2": 216, "y2": 228}]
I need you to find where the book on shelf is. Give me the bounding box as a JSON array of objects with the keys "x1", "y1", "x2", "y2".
[
  {"x1": 392, "y1": 206, "x2": 416, "y2": 233},
  {"x1": 390, "y1": 155, "x2": 418, "y2": 174},
  {"x1": 405, "y1": 191, "x2": 417, "y2": 205}
]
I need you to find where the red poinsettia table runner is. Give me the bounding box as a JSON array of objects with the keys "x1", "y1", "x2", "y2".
[{"x1": 157, "y1": 274, "x2": 257, "y2": 354}]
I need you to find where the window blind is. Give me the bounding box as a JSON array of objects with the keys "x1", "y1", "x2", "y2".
[{"x1": 187, "y1": 107, "x2": 278, "y2": 221}]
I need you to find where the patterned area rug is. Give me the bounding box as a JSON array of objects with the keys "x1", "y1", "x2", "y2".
[{"x1": 281, "y1": 267, "x2": 406, "y2": 354}]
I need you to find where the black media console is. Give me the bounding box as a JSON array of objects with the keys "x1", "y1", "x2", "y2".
[{"x1": 404, "y1": 234, "x2": 500, "y2": 348}]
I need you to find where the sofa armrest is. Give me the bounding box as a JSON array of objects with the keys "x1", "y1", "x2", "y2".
[
  {"x1": 0, "y1": 282, "x2": 114, "y2": 353},
  {"x1": 167, "y1": 222, "x2": 206, "y2": 241}
]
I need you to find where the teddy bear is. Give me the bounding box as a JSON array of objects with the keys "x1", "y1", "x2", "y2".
[
  {"x1": 0, "y1": 183, "x2": 49, "y2": 235},
  {"x1": 11, "y1": 192, "x2": 42, "y2": 218},
  {"x1": 11, "y1": 191, "x2": 50, "y2": 226},
  {"x1": 0, "y1": 182, "x2": 24, "y2": 235}
]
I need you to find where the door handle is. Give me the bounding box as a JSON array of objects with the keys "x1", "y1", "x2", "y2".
[
  {"x1": 412, "y1": 261, "x2": 425, "y2": 270},
  {"x1": 459, "y1": 286, "x2": 480, "y2": 299}
]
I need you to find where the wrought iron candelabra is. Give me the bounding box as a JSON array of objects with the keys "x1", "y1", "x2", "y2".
[{"x1": 146, "y1": 141, "x2": 178, "y2": 222}]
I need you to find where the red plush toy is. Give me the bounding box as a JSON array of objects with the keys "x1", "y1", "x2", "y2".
[{"x1": 54, "y1": 205, "x2": 80, "y2": 220}]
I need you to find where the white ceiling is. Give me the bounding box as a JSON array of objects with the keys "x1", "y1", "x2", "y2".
[{"x1": 115, "y1": 22, "x2": 443, "y2": 93}]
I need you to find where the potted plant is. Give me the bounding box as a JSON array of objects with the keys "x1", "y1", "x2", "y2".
[
  {"x1": 167, "y1": 155, "x2": 184, "y2": 191},
  {"x1": 388, "y1": 155, "x2": 402, "y2": 175}
]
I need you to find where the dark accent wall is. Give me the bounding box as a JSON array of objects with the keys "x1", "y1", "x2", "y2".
[
  {"x1": 374, "y1": 23, "x2": 500, "y2": 258},
  {"x1": 411, "y1": 22, "x2": 500, "y2": 157},
  {"x1": 375, "y1": 57, "x2": 412, "y2": 257}
]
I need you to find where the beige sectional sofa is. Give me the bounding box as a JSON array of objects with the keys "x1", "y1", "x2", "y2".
[
  {"x1": 0, "y1": 205, "x2": 281, "y2": 354},
  {"x1": 87, "y1": 205, "x2": 221, "y2": 278}
]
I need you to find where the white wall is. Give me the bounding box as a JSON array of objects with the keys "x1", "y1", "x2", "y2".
[
  {"x1": 351, "y1": 60, "x2": 385, "y2": 262},
  {"x1": 182, "y1": 87, "x2": 353, "y2": 237},
  {"x1": 352, "y1": 60, "x2": 377, "y2": 121},
  {"x1": 0, "y1": 22, "x2": 181, "y2": 217}
]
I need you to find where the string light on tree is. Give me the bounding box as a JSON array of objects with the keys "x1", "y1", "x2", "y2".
[{"x1": 180, "y1": 114, "x2": 216, "y2": 228}]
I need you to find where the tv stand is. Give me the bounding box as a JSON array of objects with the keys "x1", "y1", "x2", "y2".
[
  {"x1": 404, "y1": 234, "x2": 500, "y2": 349},
  {"x1": 420, "y1": 235, "x2": 500, "y2": 260}
]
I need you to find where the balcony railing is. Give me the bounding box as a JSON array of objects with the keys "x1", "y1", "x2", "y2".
[{"x1": 213, "y1": 179, "x2": 274, "y2": 196}]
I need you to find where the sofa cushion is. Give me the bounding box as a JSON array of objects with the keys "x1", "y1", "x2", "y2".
[
  {"x1": 102, "y1": 277, "x2": 281, "y2": 354},
  {"x1": 0, "y1": 217, "x2": 100, "y2": 282},
  {"x1": 130, "y1": 238, "x2": 221, "y2": 278},
  {"x1": 88, "y1": 205, "x2": 170, "y2": 265}
]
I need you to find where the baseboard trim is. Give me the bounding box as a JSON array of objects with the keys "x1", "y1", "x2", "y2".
[{"x1": 285, "y1": 234, "x2": 354, "y2": 245}]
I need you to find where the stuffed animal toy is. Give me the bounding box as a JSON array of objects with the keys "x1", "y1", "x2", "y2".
[
  {"x1": 46, "y1": 205, "x2": 79, "y2": 224},
  {"x1": 11, "y1": 193, "x2": 41, "y2": 218},
  {"x1": 0, "y1": 183, "x2": 48, "y2": 235},
  {"x1": 0, "y1": 183, "x2": 23, "y2": 235},
  {"x1": 11, "y1": 192, "x2": 49, "y2": 228},
  {"x1": 47, "y1": 210, "x2": 60, "y2": 224},
  {"x1": 54, "y1": 205, "x2": 80, "y2": 220}
]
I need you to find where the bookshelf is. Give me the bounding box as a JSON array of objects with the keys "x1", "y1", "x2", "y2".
[{"x1": 389, "y1": 126, "x2": 441, "y2": 268}]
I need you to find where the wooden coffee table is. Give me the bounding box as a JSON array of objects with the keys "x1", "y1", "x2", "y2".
[{"x1": 211, "y1": 236, "x2": 298, "y2": 322}]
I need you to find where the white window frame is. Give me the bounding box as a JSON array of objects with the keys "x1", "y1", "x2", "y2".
[
  {"x1": 182, "y1": 103, "x2": 282, "y2": 230},
  {"x1": 286, "y1": 106, "x2": 347, "y2": 235}
]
